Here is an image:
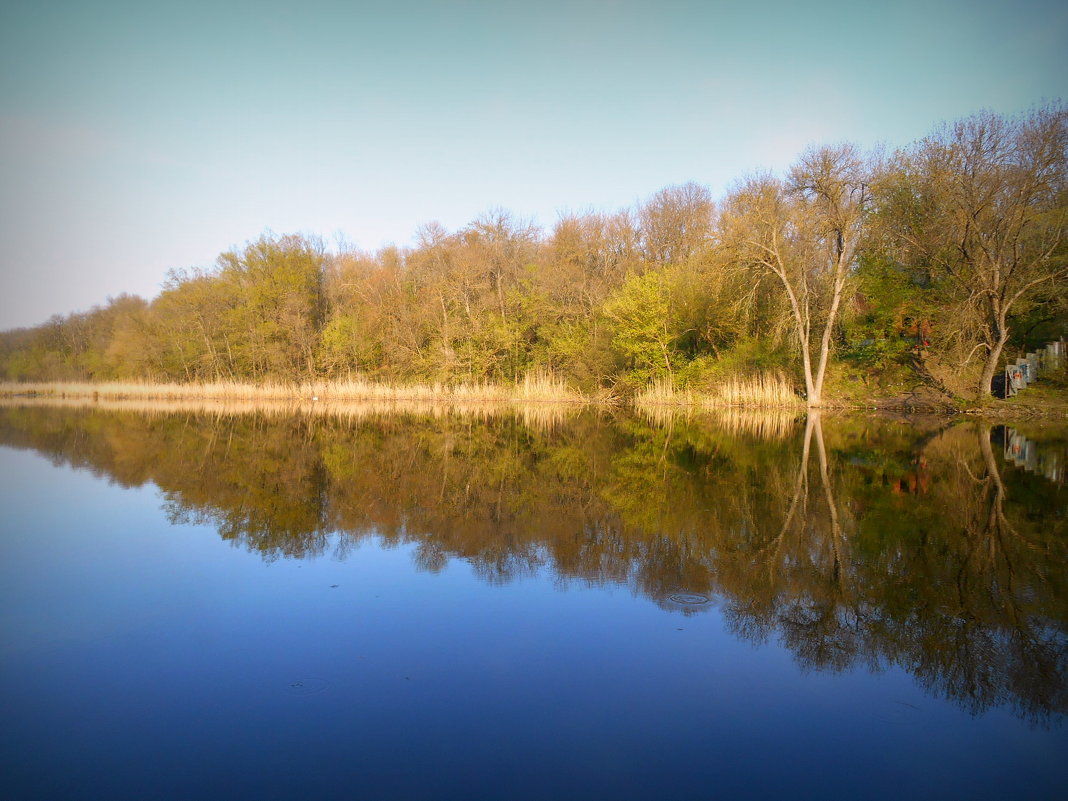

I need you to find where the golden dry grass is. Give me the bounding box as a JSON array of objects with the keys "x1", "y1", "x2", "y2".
[
  {"x1": 0, "y1": 371, "x2": 585, "y2": 431},
  {"x1": 633, "y1": 373, "x2": 803, "y2": 410},
  {"x1": 0, "y1": 370, "x2": 586, "y2": 405},
  {"x1": 0, "y1": 394, "x2": 577, "y2": 430},
  {"x1": 633, "y1": 373, "x2": 804, "y2": 438},
  {"x1": 0, "y1": 373, "x2": 804, "y2": 436}
]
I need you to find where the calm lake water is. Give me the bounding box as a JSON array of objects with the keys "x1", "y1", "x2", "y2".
[{"x1": 0, "y1": 404, "x2": 1065, "y2": 800}]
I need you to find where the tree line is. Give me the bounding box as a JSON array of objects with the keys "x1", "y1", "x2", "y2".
[{"x1": 2, "y1": 106, "x2": 1065, "y2": 402}]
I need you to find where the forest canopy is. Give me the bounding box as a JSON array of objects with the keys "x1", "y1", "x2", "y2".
[{"x1": 2, "y1": 107, "x2": 1065, "y2": 401}]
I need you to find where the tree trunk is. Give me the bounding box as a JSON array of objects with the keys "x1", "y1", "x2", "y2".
[
  {"x1": 810, "y1": 276, "x2": 846, "y2": 407},
  {"x1": 978, "y1": 329, "x2": 1010, "y2": 399},
  {"x1": 802, "y1": 349, "x2": 818, "y2": 406}
]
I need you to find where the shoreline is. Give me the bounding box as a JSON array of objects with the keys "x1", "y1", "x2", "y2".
[{"x1": 2, "y1": 380, "x2": 1066, "y2": 420}]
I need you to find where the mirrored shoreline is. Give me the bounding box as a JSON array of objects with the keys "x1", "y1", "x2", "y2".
[{"x1": 2, "y1": 404, "x2": 1065, "y2": 725}]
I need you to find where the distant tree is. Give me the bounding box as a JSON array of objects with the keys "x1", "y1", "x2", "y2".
[
  {"x1": 320, "y1": 245, "x2": 408, "y2": 377},
  {"x1": 217, "y1": 233, "x2": 327, "y2": 380},
  {"x1": 639, "y1": 182, "x2": 714, "y2": 266}
]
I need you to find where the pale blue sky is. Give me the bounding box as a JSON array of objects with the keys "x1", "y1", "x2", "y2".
[{"x1": 1, "y1": 0, "x2": 1065, "y2": 328}]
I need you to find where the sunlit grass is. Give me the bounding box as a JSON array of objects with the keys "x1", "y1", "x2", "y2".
[
  {"x1": 0, "y1": 370, "x2": 586, "y2": 405},
  {"x1": 632, "y1": 373, "x2": 804, "y2": 437},
  {"x1": 0, "y1": 394, "x2": 577, "y2": 429},
  {"x1": 1, "y1": 372, "x2": 803, "y2": 423},
  {"x1": 633, "y1": 372, "x2": 803, "y2": 409},
  {"x1": 0, "y1": 372, "x2": 585, "y2": 431}
]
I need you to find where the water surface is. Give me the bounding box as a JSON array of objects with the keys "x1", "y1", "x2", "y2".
[{"x1": 0, "y1": 405, "x2": 1065, "y2": 800}]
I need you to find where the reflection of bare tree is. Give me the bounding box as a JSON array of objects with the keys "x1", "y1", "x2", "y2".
[
  {"x1": 812, "y1": 414, "x2": 845, "y2": 588},
  {"x1": 753, "y1": 413, "x2": 812, "y2": 577},
  {"x1": 717, "y1": 416, "x2": 1067, "y2": 723},
  {"x1": 742, "y1": 412, "x2": 862, "y2": 674},
  {"x1": 902, "y1": 425, "x2": 1068, "y2": 721}
]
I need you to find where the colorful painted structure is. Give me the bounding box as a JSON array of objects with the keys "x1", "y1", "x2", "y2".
[{"x1": 992, "y1": 339, "x2": 1064, "y2": 398}]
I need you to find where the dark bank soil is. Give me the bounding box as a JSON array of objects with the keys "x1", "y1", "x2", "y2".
[
  {"x1": 858, "y1": 382, "x2": 1068, "y2": 419},
  {"x1": 817, "y1": 365, "x2": 1068, "y2": 418},
  {"x1": 974, "y1": 383, "x2": 1068, "y2": 419}
]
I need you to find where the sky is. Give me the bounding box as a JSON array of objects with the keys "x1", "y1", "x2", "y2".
[{"x1": 0, "y1": 0, "x2": 1065, "y2": 329}]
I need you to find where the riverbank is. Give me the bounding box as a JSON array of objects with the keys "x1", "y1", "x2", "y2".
[
  {"x1": 1, "y1": 375, "x2": 807, "y2": 410},
  {"x1": 0, "y1": 376, "x2": 589, "y2": 406},
  {"x1": 3, "y1": 377, "x2": 1066, "y2": 419}
]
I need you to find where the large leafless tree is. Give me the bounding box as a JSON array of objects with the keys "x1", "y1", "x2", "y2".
[
  {"x1": 720, "y1": 145, "x2": 870, "y2": 406},
  {"x1": 878, "y1": 106, "x2": 1068, "y2": 397}
]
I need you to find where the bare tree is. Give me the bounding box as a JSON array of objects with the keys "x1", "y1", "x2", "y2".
[
  {"x1": 639, "y1": 182, "x2": 715, "y2": 266},
  {"x1": 877, "y1": 106, "x2": 1068, "y2": 397},
  {"x1": 720, "y1": 145, "x2": 869, "y2": 406}
]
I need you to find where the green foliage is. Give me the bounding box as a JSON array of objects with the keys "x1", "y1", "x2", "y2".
[
  {"x1": 218, "y1": 233, "x2": 326, "y2": 380},
  {"x1": 2, "y1": 107, "x2": 1064, "y2": 400},
  {"x1": 839, "y1": 253, "x2": 935, "y2": 371},
  {"x1": 319, "y1": 313, "x2": 382, "y2": 376},
  {"x1": 674, "y1": 338, "x2": 795, "y2": 390},
  {"x1": 603, "y1": 270, "x2": 681, "y2": 384}
]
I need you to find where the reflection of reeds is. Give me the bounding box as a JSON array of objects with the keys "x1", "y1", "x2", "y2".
[
  {"x1": 636, "y1": 403, "x2": 803, "y2": 439},
  {"x1": 633, "y1": 373, "x2": 802, "y2": 410},
  {"x1": 0, "y1": 371, "x2": 585, "y2": 405},
  {"x1": 0, "y1": 395, "x2": 576, "y2": 431}
]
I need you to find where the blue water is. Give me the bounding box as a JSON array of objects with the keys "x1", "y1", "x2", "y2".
[{"x1": 0, "y1": 412, "x2": 1065, "y2": 800}]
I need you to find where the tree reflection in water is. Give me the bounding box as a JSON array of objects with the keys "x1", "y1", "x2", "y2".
[{"x1": 0, "y1": 403, "x2": 1065, "y2": 723}]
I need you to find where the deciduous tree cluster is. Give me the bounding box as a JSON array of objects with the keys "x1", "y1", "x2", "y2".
[{"x1": 2, "y1": 107, "x2": 1065, "y2": 400}]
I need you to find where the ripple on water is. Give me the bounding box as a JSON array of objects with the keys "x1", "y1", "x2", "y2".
[
  {"x1": 668, "y1": 593, "x2": 710, "y2": 606},
  {"x1": 286, "y1": 677, "x2": 329, "y2": 696}
]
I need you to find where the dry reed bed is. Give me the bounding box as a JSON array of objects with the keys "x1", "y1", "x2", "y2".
[
  {"x1": 1, "y1": 374, "x2": 807, "y2": 438},
  {"x1": 1, "y1": 372, "x2": 803, "y2": 424},
  {"x1": 0, "y1": 373, "x2": 586, "y2": 405},
  {"x1": 0, "y1": 396, "x2": 805, "y2": 441},
  {"x1": 633, "y1": 373, "x2": 803, "y2": 410},
  {"x1": 0, "y1": 395, "x2": 578, "y2": 431}
]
